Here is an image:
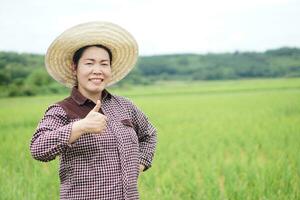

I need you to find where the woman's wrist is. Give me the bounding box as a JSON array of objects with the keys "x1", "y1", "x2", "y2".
[
  {"x1": 139, "y1": 164, "x2": 145, "y2": 172},
  {"x1": 69, "y1": 120, "x2": 85, "y2": 144}
]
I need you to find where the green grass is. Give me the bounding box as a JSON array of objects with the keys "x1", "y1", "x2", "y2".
[{"x1": 0, "y1": 78, "x2": 300, "y2": 199}]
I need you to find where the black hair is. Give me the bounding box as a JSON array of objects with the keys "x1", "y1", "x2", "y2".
[{"x1": 72, "y1": 44, "x2": 113, "y2": 69}]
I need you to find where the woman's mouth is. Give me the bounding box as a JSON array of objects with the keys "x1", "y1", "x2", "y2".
[{"x1": 89, "y1": 78, "x2": 104, "y2": 84}]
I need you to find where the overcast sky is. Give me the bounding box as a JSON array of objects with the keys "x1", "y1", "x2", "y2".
[{"x1": 0, "y1": 0, "x2": 299, "y2": 55}]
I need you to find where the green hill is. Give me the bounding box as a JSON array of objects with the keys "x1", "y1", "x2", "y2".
[{"x1": 1, "y1": 47, "x2": 300, "y2": 97}]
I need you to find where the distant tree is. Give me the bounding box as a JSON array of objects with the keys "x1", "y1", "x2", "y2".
[{"x1": 1, "y1": 47, "x2": 300, "y2": 97}]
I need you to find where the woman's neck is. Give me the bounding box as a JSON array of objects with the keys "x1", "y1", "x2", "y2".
[
  {"x1": 77, "y1": 87, "x2": 102, "y2": 104},
  {"x1": 89, "y1": 93, "x2": 102, "y2": 104}
]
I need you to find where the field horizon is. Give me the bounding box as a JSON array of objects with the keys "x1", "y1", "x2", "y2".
[{"x1": 0, "y1": 78, "x2": 299, "y2": 199}]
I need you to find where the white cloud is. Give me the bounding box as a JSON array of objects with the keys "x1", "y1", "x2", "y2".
[{"x1": 0, "y1": 0, "x2": 299, "y2": 55}]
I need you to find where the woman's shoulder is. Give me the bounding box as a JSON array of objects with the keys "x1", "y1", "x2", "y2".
[
  {"x1": 110, "y1": 93, "x2": 135, "y2": 107},
  {"x1": 41, "y1": 100, "x2": 69, "y2": 120},
  {"x1": 110, "y1": 93, "x2": 146, "y2": 115}
]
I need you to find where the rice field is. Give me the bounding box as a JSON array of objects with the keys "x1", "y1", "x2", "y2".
[{"x1": 0, "y1": 78, "x2": 299, "y2": 200}]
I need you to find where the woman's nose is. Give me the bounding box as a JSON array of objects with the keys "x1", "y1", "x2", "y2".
[{"x1": 92, "y1": 65, "x2": 103, "y2": 74}]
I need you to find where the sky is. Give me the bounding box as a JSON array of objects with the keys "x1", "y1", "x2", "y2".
[{"x1": 0, "y1": 0, "x2": 299, "y2": 56}]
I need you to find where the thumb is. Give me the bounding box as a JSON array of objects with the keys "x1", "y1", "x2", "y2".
[{"x1": 91, "y1": 100, "x2": 101, "y2": 112}]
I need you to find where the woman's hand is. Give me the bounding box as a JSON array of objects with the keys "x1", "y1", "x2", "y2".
[
  {"x1": 69, "y1": 100, "x2": 107, "y2": 144},
  {"x1": 79, "y1": 100, "x2": 107, "y2": 133},
  {"x1": 139, "y1": 164, "x2": 145, "y2": 173}
]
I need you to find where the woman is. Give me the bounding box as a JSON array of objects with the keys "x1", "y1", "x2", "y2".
[{"x1": 30, "y1": 21, "x2": 157, "y2": 200}]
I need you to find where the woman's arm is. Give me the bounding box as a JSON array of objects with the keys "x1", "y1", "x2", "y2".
[
  {"x1": 30, "y1": 101, "x2": 107, "y2": 162},
  {"x1": 30, "y1": 104, "x2": 73, "y2": 162},
  {"x1": 129, "y1": 102, "x2": 157, "y2": 171}
]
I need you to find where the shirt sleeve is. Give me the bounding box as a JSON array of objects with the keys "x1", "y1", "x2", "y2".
[
  {"x1": 30, "y1": 104, "x2": 73, "y2": 162},
  {"x1": 128, "y1": 101, "x2": 157, "y2": 171}
]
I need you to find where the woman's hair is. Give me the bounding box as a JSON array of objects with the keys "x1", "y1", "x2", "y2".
[{"x1": 72, "y1": 44, "x2": 113, "y2": 68}]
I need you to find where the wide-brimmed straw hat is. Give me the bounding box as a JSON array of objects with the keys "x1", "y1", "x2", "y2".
[{"x1": 45, "y1": 21, "x2": 139, "y2": 87}]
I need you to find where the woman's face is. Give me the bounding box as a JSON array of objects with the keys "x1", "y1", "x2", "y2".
[{"x1": 74, "y1": 46, "x2": 112, "y2": 97}]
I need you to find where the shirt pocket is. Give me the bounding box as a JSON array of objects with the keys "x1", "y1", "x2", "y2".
[{"x1": 120, "y1": 118, "x2": 138, "y2": 144}]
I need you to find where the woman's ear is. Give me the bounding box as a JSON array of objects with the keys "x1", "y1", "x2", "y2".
[
  {"x1": 72, "y1": 63, "x2": 78, "y2": 86},
  {"x1": 71, "y1": 63, "x2": 77, "y2": 76}
]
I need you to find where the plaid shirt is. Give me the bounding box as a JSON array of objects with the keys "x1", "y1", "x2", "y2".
[{"x1": 30, "y1": 87, "x2": 157, "y2": 200}]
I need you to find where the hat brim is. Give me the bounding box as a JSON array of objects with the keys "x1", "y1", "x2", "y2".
[{"x1": 45, "y1": 21, "x2": 139, "y2": 87}]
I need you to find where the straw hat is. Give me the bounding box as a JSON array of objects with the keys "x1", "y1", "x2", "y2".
[{"x1": 45, "y1": 21, "x2": 139, "y2": 87}]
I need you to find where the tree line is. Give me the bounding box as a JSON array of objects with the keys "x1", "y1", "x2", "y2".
[{"x1": 0, "y1": 47, "x2": 300, "y2": 97}]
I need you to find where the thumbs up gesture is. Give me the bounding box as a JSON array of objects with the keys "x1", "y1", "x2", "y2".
[
  {"x1": 69, "y1": 99, "x2": 108, "y2": 144},
  {"x1": 81, "y1": 100, "x2": 108, "y2": 133}
]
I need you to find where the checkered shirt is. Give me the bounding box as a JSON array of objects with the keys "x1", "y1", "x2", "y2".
[{"x1": 30, "y1": 87, "x2": 157, "y2": 200}]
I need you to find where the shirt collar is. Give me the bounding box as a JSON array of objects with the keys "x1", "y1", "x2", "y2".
[{"x1": 71, "y1": 87, "x2": 111, "y2": 106}]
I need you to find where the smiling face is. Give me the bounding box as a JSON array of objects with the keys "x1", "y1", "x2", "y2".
[{"x1": 73, "y1": 46, "x2": 112, "y2": 100}]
